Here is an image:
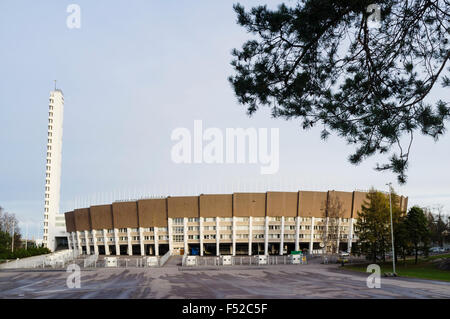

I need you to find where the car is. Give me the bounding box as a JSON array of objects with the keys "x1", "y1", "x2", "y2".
[
  {"x1": 339, "y1": 251, "x2": 350, "y2": 257},
  {"x1": 430, "y1": 247, "x2": 445, "y2": 253}
]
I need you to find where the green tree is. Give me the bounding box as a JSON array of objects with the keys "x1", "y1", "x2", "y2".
[
  {"x1": 405, "y1": 206, "x2": 431, "y2": 264},
  {"x1": 229, "y1": 1, "x2": 450, "y2": 184},
  {"x1": 354, "y1": 189, "x2": 402, "y2": 262}
]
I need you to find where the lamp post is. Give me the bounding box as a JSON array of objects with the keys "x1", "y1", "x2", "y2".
[{"x1": 386, "y1": 183, "x2": 396, "y2": 274}]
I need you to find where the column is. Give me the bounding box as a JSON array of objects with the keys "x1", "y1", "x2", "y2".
[
  {"x1": 154, "y1": 227, "x2": 159, "y2": 256},
  {"x1": 264, "y1": 216, "x2": 269, "y2": 255},
  {"x1": 324, "y1": 217, "x2": 329, "y2": 254},
  {"x1": 92, "y1": 230, "x2": 99, "y2": 255},
  {"x1": 232, "y1": 217, "x2": 236, "y2": 256},
  {"x1": 67, "y1": 235, "x2": 72, "y2": 250},
  {"x1": 139, "y1": 227, "x2": 145, "y2": 256},
  {"x1": 309, "y1": 217, "x2": 315, "y2": 255},
  {"x1": 183, "y1": 218, "x2": 188, "y2": 255},
  {"x1": 127, "y1": 228, "x2": 132, "y2": 256},
  {"x1": 216, "y1": 217, "x2": 220, "y2": 256},
  {"x1": 103, "y1": 229, "x2": 110, "y2": 255},
  {"x1": 336, "y1": 218, "x2": 341, "y2": 254},
  {"x1": 114, "y1": 228, "x2": 120, "y2": 256},
  {"x1": 168, "y1": 219, "x2": 173, "y2": 255},
  {"x1": 199, "y1": 217, "x2": 204, "y2": 256},
  {"x1": 348, "y1": 218, "x2": 354, "y2": 253},
  {"x1": 280, "y1": 217, "x2": 285, "y2": 255},
  {"x1": 248, "y1": 216, "x2": 252, "y2": 256},
  {"x1": 84, "y1": 230, "x2": 91, "y2": 255},
  {"x1": 295, "y1": 217, "x2": 300, "y2": 251},
  {"x1": 76, "y1": 231, "x2": 82, "y2": 253}
]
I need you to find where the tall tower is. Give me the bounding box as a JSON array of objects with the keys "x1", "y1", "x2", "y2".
[{"x1": 43, "y1": 88, "x2": 65, "y2": 251}]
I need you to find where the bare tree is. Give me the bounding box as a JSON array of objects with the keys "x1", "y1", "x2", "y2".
[{"x1": 320, "y1": 196, "x2": 345, "y2": 255}]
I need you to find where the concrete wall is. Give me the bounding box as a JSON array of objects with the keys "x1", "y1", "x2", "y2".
[
  {"x1": 64, "y1": 211, "x2": 75, "y2": 233},
  {"x1": 137, "y1": 198, "x2": 168, "y2": 227},
  {"x1": 199, "y1": 194, "x2": 232, "y2": 217},
  {"x1": 167, "y1": 196, "x2": 199, "y2": 218},
  {"x1": 73, "y1": 208, "x2": 91, "y2": 231},
  {"x1": 298, "y1": 191, "x2": 327, "y2": 218},
  {"x1": 266, "y1": 192, "x2": 298, "y2": 217},
  {"x1": 112, "y1": 201, "x2": 139, "y2": 228},
  {"x1": 328, "y1": 191, "x2": 353, "y2": 218},
  {"x1": 233, "y1": 193, "x2": 266, "y2": 217},
  {"x1": 90, "y1": 204, "x2": 113, "y2": 230},
  {"x1": 65, "y1": 190, "x2": 408, "y2": 232}
]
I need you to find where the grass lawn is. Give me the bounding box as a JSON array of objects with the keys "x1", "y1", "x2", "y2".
[{"x1": 343, "y1": 254, "x2": 450, "y2": 282}]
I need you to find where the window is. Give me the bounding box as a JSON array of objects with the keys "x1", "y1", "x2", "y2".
[
  {"x1": 188, "y1": 235, "x2": 199, "y2": 240},
  {"x1": 204, "y1": 218, "x2": 215, "y2": 222},
  {"x1": 132, "y1": 236, "x2": 140, "y2": 241},
  {"x1": 119, "y1": 236, "x2": 127, "y2": 241},
  {"x1": 159, "y1": 235, "x2": 168, "y2": 240},
  {"x1": 236, "y1": 234, "x2": 248, "y2": 239},
  {"x1": 119, "y1": 228, "x2": 127, "y2": 233},
  {"x1": 108, "y1": 229, "x2": 114, "y2": 233},
  {"x1": 236, "y1": 225, "x2": 248, "y2": 231},
  {"x1": 285, "y1": 225, "x2": 295, "y2": 231},
  {"x1": 204, "y1": 234, "x2": 216, "y2": 239},
  {"x1": 144, "y1": 236, "x2": 154, "y2": 240},
  {"x1": 188, "y1": 217, "x2": 199, "y2": 222},
  {"x1": 173, "y1": 235, "x2": 184, "y2": 242},
  {"x1": 204, "y1": 226, "x2": 216, "y2": 231},
  {"x1": 173, "y1": 218, "x2": 183, "y2": 224},
  {"x1": 219, "y1": 226, "x2": 232, "y2": 231},
  {"x1": 188, "y1": 226, "x2": 199, "y2": 231},
  {"x1": 252, "y1": 225, "x2": 264, "y2": 230},
  {"x1": 220, "y1": 234, "x2": 231, "y2": 239},
  {"x1": 131, "y1": 228, "x2": 139, "y2": 232},
  {"x1": 220, "y1": 217, "x2": 232, "y2": 222},
  {"x1": 254, "y1": 234, "x2": 264, "y2": 239},
  {"x1": 158, "y1": 227, "x2": 168, "y2": 232},
  {"x1": 173, "y1": 227, "x2": 184, "y2": 234},
  {"x1": 269, "y1": 225, "x2": 280, "y2": 230}
]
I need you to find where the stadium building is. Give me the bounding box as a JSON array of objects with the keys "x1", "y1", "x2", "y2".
[{"x1": 64, "y1": 190, "x2": 408, "y2": 256}]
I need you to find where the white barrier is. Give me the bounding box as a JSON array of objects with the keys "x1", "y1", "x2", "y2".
[
  {"x1": 0, "y1": 249, "x2": 77, "y2": 269},
  {"x1": 145, "y1": 256, "x2": 159, "y2": 267},
  {"x1": 104, "y1": 257, "x2": 117, "y2": 267}
]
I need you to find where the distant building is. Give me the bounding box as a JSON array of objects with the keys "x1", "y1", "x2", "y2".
[
  {"x1": 64, "y1": 190, "x2": 408, "y2": 256},
  {"x1": 43, "y1": 89, "x2": 67, "y2": 251}
]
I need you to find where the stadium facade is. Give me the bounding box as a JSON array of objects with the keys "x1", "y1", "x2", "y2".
[{"x1": 64, "y1": 190, "x2": 408, "y2": 256}]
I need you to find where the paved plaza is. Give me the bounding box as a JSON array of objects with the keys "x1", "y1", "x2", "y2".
[{"x1": 0, "y1": 257, "x2": 449, "y2": 298}]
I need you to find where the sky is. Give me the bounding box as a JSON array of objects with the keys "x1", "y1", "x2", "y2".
[{"x1": 1, "y1": 0, "x2": 449, "y2": 239}]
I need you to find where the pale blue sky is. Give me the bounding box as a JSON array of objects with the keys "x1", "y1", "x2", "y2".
[{"x1": 1, "y1": 0, "x2": 449, "y2": 239}]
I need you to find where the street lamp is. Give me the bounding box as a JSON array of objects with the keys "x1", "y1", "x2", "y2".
[{"x1": 386, "y1": 183, "x2": 396, "y2": 275}]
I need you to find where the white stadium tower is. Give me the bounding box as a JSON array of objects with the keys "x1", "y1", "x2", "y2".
[{"x1": 42, "y1": 88, "x2": 67, "y2": 251}]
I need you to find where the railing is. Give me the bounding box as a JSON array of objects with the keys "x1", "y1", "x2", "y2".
[
  {"x1": 0, "y1": 249, "x2": 77, "y2": 269},
  {"x1": 159, "y1": 250, "x2": 171, "y2": 267},
  {"x1": 83, "y1": 254, "x2": 99, "y2": 267},
  {"x1": 181, "y1": 255, "x2": 308, "y2": 267}
]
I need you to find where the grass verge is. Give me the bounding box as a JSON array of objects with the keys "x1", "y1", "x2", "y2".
[{"x1": 342, "y1": 254, "x2": 450, "y2": 282}]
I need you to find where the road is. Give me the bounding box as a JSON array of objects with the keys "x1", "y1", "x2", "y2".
[{"x1": 0, "y1": 263, "x2": 449, "y2": 298}]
